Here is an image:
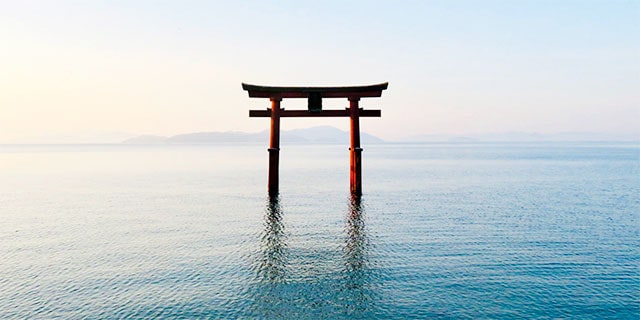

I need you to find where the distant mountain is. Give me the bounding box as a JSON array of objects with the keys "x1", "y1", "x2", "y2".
[
  {"x1": 122, "y1": 126, "x2": 384, "y2": 145},
  {"x1": 403, "y1": 132, "x2": 639, "y2": 142},
  {"x1": 123, "y1": 128, "x2": 637, "y2": 145},
  {"x1": 282, "y1": 126, "x2": 383, "y2": 144},
  {"x1": 166, "y1": 131, "x2": 267, "y2": 144}
]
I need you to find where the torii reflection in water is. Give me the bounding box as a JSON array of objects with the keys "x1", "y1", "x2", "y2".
[
  {"x1": 249, "y1": 195, "x2": 378, "y2": 318},
  {"x1": 255, "y1": 195, "x2": 288, "y2": 283}
]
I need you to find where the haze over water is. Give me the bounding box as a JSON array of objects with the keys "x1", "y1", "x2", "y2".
[{"x1": 1, "y1": 142, "x2": 638, "y2": 318}]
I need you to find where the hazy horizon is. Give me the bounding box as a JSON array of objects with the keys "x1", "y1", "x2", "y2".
[{"x1": 3, "y1": 125, "x2": 638, "y2": 144}]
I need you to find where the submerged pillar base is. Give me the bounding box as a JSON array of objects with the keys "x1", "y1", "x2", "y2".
[
  {"x1": 350, "y1": 147, "x2": 363, "y2": 195},
  {"x1": 268, "y1": 148, "x2": 280, "y2": 196}
]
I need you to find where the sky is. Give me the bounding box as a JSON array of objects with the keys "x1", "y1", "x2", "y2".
[{"x1": 1, "y1": 0, "x2": 638, "y2": 142}]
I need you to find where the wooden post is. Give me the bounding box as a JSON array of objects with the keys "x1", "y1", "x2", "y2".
[
  {"x1": 268, "y1": 97, "x2": 282, "y2": 195},
  {"x1": 349, "y1": 97, "x2": 362, "y2": 195}
]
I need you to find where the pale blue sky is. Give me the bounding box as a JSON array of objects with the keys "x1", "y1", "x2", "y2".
[{"x1": 1, "y1": 0, "x2": 638, "y2": 142}]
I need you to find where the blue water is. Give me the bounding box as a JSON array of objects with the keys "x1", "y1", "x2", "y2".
[{"x1": 1, "y1": 142, "x2": 638, "y2": 319}]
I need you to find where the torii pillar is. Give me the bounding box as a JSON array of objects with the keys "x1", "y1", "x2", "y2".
[{"x1": 243, "y1": 82, "x2": 388, "y2": 196}]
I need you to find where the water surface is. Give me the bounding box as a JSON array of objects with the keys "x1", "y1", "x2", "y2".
[{"x1": 1, "y1": 143, "x2": 638, "y2": 318}]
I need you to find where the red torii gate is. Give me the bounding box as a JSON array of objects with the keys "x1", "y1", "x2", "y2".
[{"x1": 242, "y1": 82, "x2": 388, "y2": 196}]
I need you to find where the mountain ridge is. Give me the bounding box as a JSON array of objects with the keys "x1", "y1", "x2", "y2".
[{"x1": 122, "y1": 126, "x2": 384, "y2": 145}]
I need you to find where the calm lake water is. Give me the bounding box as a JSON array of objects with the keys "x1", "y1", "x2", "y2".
[{"x1": 1, "y1": 142, "x2": 638, "y2": 319}]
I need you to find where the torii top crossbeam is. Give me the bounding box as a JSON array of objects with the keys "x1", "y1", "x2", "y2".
[
  {"x1": 244, "y1": 82, "x2": 387, "y2": 118},
  {"x1": 243, "y1": 82, "x2": 388, "y2": 196},
  {"x1": 242, "y1": 82, "x2": 388, "y2": 98}
]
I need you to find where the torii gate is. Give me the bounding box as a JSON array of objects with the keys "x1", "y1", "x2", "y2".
[{"x1": 242, "y1": 82, "x2": 388, "y2": 196}]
